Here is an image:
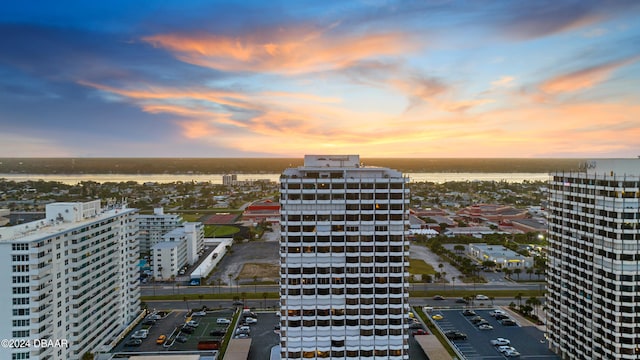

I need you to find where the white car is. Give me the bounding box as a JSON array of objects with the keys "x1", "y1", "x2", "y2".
[
  {"x1": 490, "y1": 309, "x2": 506, "y2": 317},
  {"x1": 505, "y1": 349, "x2": 521, "y2": 357},
  {"x1": 217, "y1": 318, "x2": 231, "y2": 324},
  {"x1": 244, "y1": 317, "x2": 258, "y2": 324},
  {"x1": 476, "y1": 294, "x2": 489, "y2": 300},
  {"x1": 478, "y1": 324, "x2": 493, "y2": 330},
  {"x1": 186, "y1": 320, "x2": 199, "y2": 327},
  {"x1": 192, "y1": 311, "x2": 207, "y2": 317},
  {"x1": 498, "y1": 346, "x2": 517, "y2": 354},
  {"x1": 131, "y1": 330, "x2": 149, "y2": 339},
  {"x1": 490, "y1": 338, "x2": 510, "y2": 346}
]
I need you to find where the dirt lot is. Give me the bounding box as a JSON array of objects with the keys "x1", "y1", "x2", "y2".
[
  {"x1": 238, "y1": 263, "x2": 280, "y2": 281},
  {"x1": 208, "y1": 240, "x2": 279, "y2": 285}
]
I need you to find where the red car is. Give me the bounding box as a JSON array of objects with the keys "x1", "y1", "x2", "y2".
[{"x1": 413, "y1": 329, "x2": 428, "y2": 335}]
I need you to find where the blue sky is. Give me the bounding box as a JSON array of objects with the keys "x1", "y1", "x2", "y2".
[{"x1": 1, "y1": 0, "x2": 639, "y2": 157}]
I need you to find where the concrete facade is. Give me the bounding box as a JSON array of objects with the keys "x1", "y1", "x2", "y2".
[{"x1": 279, "y1": 155, "x2": 410, "y2": 360}]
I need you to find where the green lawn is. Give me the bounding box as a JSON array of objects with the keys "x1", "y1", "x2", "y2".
[
  {"x1": 409, "y1": 258, "x2": 436, "y2": 275},
  {"x1": 204, "y1": 225, "x2": 240, "y2": 237},
  {"x1": 181, "y1": 213, "x2": 203, "y2": 222}
]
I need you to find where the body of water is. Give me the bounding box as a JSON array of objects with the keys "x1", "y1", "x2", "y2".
[{"x1": 0, "y1": 172, "x2": 549, "y2": 185}]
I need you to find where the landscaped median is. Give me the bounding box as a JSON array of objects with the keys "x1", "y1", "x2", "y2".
[{"x1": 413, "y1": 306, "x2": 458, "y2": 358}]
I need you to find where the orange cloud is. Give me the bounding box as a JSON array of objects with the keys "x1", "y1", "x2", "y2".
[
  {"x1": 142, "y1": 27, "x2": 414, "y2": 74},
  {"x1": 539, "y1": 56, "x2": 640, "y2": 94},
  {"x1": 180, "y1": 120, "x2": 219, "y2": 139}
]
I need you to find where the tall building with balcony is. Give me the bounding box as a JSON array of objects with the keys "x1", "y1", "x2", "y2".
[
  {"x1": 279, "y1": 155, "x2": 410, "y2": 360},
  {"x1": 0, "y1": 200, "x2": 140, "y2": 360},
  {"x1": 547, "y1": 159, "x2": 640, "y2": 359},
  {"x1": 137, "y1": 207, "x2": 183, "y2": 254}
]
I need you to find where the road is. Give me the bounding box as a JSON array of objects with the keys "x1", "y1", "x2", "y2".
[{"x1": 140, "y1": 282, "x2": 545, "y2": 297}]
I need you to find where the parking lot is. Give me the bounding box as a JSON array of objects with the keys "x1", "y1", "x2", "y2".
[
  {"x1": 113, "y1": 308, "x2": 236, "y2": 354},
  {"x1": 429, "y1": 308, "x2": 559, "y2": 359},
  {"x1": 246, "y1": 312, "x2": 280, "y2": 360}
]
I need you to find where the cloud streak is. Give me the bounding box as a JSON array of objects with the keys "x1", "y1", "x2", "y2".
[{"x1": 142, "y1": 26, "x2": 415, "y2": 75}]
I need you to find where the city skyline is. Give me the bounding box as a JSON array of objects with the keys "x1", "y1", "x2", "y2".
[{"x1": 1, "y1": 1, "x2": 640, "y2": 158}]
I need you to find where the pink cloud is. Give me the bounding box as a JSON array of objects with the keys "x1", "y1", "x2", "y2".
[
  {"x1": 539, "y1": 56, "x2": 640, "y2": 95},
  {"x1": 142, "y1": 27, "x2": 415, "y2": 74}
]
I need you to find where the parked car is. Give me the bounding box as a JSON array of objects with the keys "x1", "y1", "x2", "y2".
[
  {"x1": 432, "y1": 314, "x2": 443, "y2": 320},
  {"x1": 445, "y1": 331, "x2": 467, "y2": 340},
  {"x1": 495, "y1": 313, "x2": 510, "y2": 320},
  {"x1": 131, "y1": 330, "x2": 149, "y2": 339},
  {"x1": 186, "y1": 320, "x2": 199, "y2": 327},
  {"x1": 175, "y1": 336, "x2": 188, "y2": 343},
  {"x1": 490, "y1": 309, "x2": 507, "y2": 317},
  {"x1": 505, "y1": 349, "x2": 521, "y2": 357},
  {"x1": 235, "y1": 333, "x2": 249, "y2": 339},
  {"x1": 500, "y1": 318, "x2": 517, "y2": 326},
  {"x1": 156, "y1": 335, "x2": 166, "y2": 345},
  {"x1": 462, "y1": 309, "x2": 476, "y2": 316},
  {"x1": 217, "y1": 318, "x2": 231, "y2": 325},
  {"x1": 478, "y1": 324, "x2": 494, "y2": 330},
  {"x1": 498, "y1": 346, "x2": 518, "y2": 354},
  {"x1": 470, "y1": 316, "x2": 485, "y2": 324},
  {"x1": 210, "y1": 329, "x2": 226, "y2": 336},
  {"x1": 142, "y1": 319, "x2": 156, "y2": 325},
  {"x1": 409, "y1": 322, "x2": 424, "y2": 329},
  {"x1": 490, "y1": 338, "x2": 511, "y2": 346},
  {"x1": 244, "y1": 317, "x2": 258, "y2": 324},
  {"x1": 124, "y1": 339, "x2": 142, "y2": 347},
  {"x1": 181, "y1": 326, "x2": 195, "y2": 334}
]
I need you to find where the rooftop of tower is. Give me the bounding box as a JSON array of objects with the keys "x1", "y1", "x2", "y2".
[{"x1": 282, "y1": 154, "x2": 405, "y2": 179}]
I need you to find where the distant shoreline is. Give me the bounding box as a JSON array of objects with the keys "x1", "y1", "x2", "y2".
[{"x1": 0, "y1": 158, "x2": 586, "y2": 174}]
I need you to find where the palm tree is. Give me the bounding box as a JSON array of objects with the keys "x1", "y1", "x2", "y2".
[
  {"x1": 513, "y1": 268, "x2": 522, "y2": 280},
  {"x1": 489, "y1": 296, "x2": 495, "y2": 306},
  {"x1": 515, "y1": 293, "x2": 523, "y2": 308},
  {"x1": 262, "y1": 292, "x2": 268, "y2": 309},
  {"x1": 528, "y1": 296, "x2": 541, "y2": 317},
  {"x1": 216, "y1": 278, "x2": 222, "y2": 294},
  {"x1": 503, "y1": 268, "x2": 513, "y2": 279},
  {"x1": 441, "y1": 272, "x2": 447, "y2": 291},
  {"x1": 526, "y1": 268, "x2": 534, "y2": 280},
  {"x1": 454, "y1": 244, "x2": 465, "y2": 254}
]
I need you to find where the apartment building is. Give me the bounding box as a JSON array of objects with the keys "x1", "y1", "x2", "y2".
[
  {"x1": 279, "y1": 155, "x2": 410, "y2": 360},
  {"x1": 151, "y1": 222, "x2": 203, "y2": 280},
  {"x1": 547, "y1": 159, "x2": 640, "y2": 359},
  {"x1": 137, "y1": 207, "x2": 182, "y2": 254},
  {"x1": 0, "y1": 200, "x2": 140, "y2": 360}
]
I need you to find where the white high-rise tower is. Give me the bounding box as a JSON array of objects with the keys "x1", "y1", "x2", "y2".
[
  {"x1": 0, "y1": 200, "x2": 140, "y2": 360},
  {"x1": 547, "y1": 159, "x2": 640, "y2": 359},
  {"x1": 279, "y1": 155, "x2": 410, "y2": 360}
]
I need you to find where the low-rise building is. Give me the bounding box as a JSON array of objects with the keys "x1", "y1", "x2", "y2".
[
  {"x1": 242, "y1": 200, "x2": 280, "y2": 224},
  {"x1": 468, "y1": 243, "x2": 533, "y2": 269}
]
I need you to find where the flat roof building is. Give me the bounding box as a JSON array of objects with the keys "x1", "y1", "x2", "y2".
[
  {"x1": 279, "y1": 155, "x2": 410, "y2": 360},
  {"x1": 0, "y1": 200, "x2": 140, "y2": 360}
]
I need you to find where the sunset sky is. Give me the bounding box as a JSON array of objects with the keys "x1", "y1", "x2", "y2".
[{"x1": 1, "y1": 1, "x2": 639, "y2": 158}]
